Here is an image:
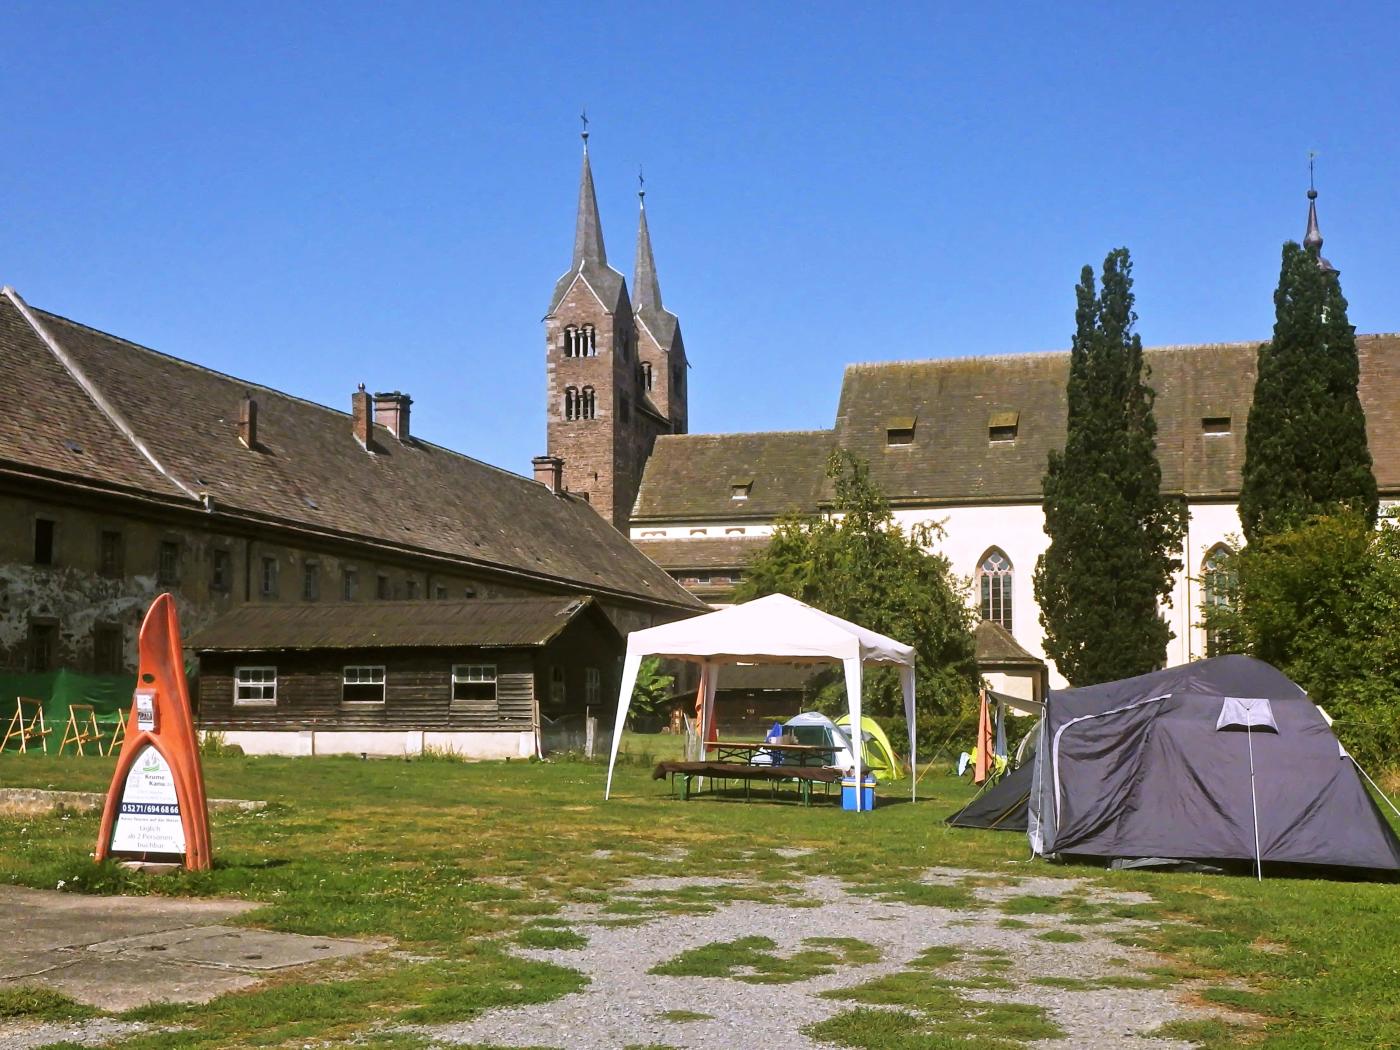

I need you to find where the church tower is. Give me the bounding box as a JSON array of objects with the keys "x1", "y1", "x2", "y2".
[
  {"x1": 544, "y1": 128, "x2": 664, "y2": 531},
  {"x1": 633, "y1": 180, "x2": 688, "y2": 435}
]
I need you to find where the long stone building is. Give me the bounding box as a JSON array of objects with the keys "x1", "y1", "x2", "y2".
[
  {"x1": 538, "y1": 153, "x2": 1399, "y2": 692},
  {"x1": 0, "y1": 283, "x2": 703, "y2": 678}
]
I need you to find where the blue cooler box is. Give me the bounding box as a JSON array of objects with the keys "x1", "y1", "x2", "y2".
[{"x1": 841, "y1": 776, "x2": 876, "y2": 811}]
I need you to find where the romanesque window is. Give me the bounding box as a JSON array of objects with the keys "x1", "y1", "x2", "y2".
[
  {"x1": 98, "y1": 530, "x2": 123, "y2": 578},
  {"x1": 452, "y1": 664, "x2": 497, "y2": 703},
  {"x1": 582, "y1": 324, "x2": 597, "y2": 356},
  {"x1": 563, "y1": 326, "x2": 578, "y2": 358},
  {"x1": 234, "y1": 666, "x2": 277, "y2": 705},
  {"x1": 33, "y1": 518, "x2": 55, "y2": 566},
  {"x1": 1202, "y1": 544, "x2": 1236, "y2": 657},
  {"x1": 157, "y1": 541, "x2": 181, "y2": 585},
  {"x1": 302, "y1": 561, "x2": 320, "y2": 602},
  {"x1": 580, "y1": 386, "x2": 596, "y2": 419},
  {"x1": 978, "y1": 549, "x2": 1013, "y2": 631},
  {"x1": 641, "y1": 361, "x2": 653, "y2": 390},
  {"x1": 342, "y1": 665, "x2": 386, "y2": 704}
]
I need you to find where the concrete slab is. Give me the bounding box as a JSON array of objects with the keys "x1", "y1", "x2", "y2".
[
  {"x1": 36, "y1": 951, "x2": 263, "y2": 1011},
  {"x1": 93, "y1": 925, "x2": 383, "y2": 971},
  {"x1": 0, "y1": 885, "x2": 387, "y2": 1010}
]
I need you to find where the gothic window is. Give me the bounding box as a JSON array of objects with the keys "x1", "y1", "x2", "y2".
[
  {"x1": 1202, "y1": 544, "x2": 1236, "y2": 657},
  {"x1": 978, "y1": 549, "x2": 1013, "y2": 631}
]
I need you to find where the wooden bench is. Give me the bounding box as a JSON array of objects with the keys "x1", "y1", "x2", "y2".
[{"x1": 652, "y1": 760, "x2": 842, "y2": 806}]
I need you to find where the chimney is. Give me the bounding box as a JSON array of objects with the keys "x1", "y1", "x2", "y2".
[
  {"x1": 238, "y1": 393, "x2": 258, "y2": 449},
  {"x1": 373, "y1": 391, "x2": 412, "y2": 441},
  {"x1": 351, "y1": 384, "x2": 374, "y2": 451},
  {"x1": 532, "y1": 455, "x2": 564, "y2": 494}
]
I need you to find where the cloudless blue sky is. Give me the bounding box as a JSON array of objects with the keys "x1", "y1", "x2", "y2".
[{"x1": 4, "y1": 2, "x2": 1397, "y2": 476}]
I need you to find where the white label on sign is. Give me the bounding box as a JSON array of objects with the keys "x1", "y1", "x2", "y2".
[
  {"x1": 110, "y1": 744, "x2": 185, "y2": 856},
  {"x1": 134, "y1": 691, "x2": 156, "y2": 732}
]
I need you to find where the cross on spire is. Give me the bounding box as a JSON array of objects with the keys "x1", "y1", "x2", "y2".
[{"x1": 580, "y1": 108, "x2": 589, "y2": 145}]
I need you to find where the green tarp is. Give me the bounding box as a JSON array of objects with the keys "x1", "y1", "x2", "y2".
[{"x1": 1, "y1": 670, "x2": 136, "y2": 750}]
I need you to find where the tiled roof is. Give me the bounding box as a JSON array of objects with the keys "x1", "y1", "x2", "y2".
[
  {"x1": 0, "y1": 289, "x2": 702, "y2": 612},
  {"x1": 632, "y1": 430, "x2": 835, "y2": 522},
  {"x1": 836, "y1": 336, "x2": 1400, "y2": 503},
  {"x1": 975, "y1": 620, "x2": 1045, "y2": 667},
  {"x1": 187, "y1": 597, "x2": 608, "y2": 651},
  {"x1": 632, "y1": 536, "x2": 771, "y2": 570}
]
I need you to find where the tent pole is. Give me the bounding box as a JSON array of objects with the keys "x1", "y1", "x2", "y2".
[
  {"x1": 1247, "y1": 721, "x2": 1262, "y2": 882},
  {"x1": 1352, "y1": 756, "x2": 1400, "y2": 820}
]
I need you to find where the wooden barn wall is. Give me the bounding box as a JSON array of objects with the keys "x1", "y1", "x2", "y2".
[{"x1": 197, "y1": 647, "x2": 537, "y2": 732}]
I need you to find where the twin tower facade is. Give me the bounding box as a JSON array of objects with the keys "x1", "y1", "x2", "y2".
[{"x1": 539, "y1": 133, "x2": 688, "y2": 530}]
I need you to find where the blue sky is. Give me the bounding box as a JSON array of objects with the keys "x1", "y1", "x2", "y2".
[{"x1": 4, "y1": 2, "x2": 1397, "y2": 476}]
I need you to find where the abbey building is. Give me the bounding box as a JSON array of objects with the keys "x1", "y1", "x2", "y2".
[{"x1": 541, "y1": 142, "x2": 1400, "y2": 692}]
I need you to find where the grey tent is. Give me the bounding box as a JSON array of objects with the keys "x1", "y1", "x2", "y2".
[
  {"x1": 946, "y1": 761, "x2": 1033, "y2": 832},
  {"x1": 1018, "y1": 656, "x2": 1400, "y2": 877}
]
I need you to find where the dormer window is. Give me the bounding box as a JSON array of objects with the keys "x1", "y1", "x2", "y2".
[
  {"x1": 988, "y1": 410, "x2": 1019, "y2": 443},
  {"x1": 730, "y1": 478, "x2": 753, "y2": 501},
  {"x1": 1202, "y1": 416, "x2": 1231, "y2": 436},
  {"x1": 885, "y1": 417, "x2": 916, "y2": 446}
]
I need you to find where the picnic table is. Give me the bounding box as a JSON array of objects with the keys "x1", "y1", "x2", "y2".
[{"x1": 653, "y1": 739, "x2": 845, "y2": 806}]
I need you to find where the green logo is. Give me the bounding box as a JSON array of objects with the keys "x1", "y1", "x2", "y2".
[{"x1": 142, "y1": 750, "x2": 161, "y2": 774}]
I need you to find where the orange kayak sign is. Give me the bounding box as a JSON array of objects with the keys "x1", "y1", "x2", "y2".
[{"x1": 96, "y1": 594, "x2": 212, "y2": 871}]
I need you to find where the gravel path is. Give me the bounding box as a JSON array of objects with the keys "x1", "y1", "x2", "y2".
[
  {"x1": 0, "y1": 1018, "x2": 149, "y2": 1049},
  {"x1": 416, "y1": 867, "x2": 1232, "y2": 1049}
]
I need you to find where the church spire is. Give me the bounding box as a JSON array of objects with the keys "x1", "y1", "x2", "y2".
[
  {"x1": 1303, "y1": 154, "x2": 1337, "y2": 274},
  {"x1": 633, "y1": 168, "x2": 663, "y2": 312},
  {"x1": 571, "y1": 115, "x2": 607, "y2": 269}
]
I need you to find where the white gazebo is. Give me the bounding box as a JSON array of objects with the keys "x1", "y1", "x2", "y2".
[{"x1": 605, "y1": 593, "x2": 917, "y2": 810}]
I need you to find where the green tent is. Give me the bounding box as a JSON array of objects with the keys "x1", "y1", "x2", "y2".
[
  {"x1": 835, "y1": 713, "x2": 905, "y2": 779},
  {"x1": 0, "y1": 670, "x2": 136, "y2": 752}
]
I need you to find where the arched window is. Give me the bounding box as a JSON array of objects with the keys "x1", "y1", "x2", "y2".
[
  {"x1": 978, "y1": 549, "x2": 1013, "y2": 631},
  {"x1": 1201, "y1": 544, "x2": 1236, "y2": 657},
  {"x1": 582, "y1": 324, "x2": 597, "y2": 356},
  {"x1": 581, "y1": 386, "x2": 596, "y2": 420},
  {"x1": 564, "y1": 386, "x2": 579, "y2": 421},
  {"x1": 641, "y1": 361, "x2": 653, "y2": 390},
  {"x1": 563, "y1": 326, "x2": 577, "y2": 358}
]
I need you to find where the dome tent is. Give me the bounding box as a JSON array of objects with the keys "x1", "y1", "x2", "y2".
[{"x1": 1024, "y1": 655, "x2": 1400, "y2": 877}]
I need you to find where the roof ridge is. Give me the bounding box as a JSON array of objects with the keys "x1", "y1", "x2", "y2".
[
  {"x1": 30, "y1": 304, "x2": 553, "y2": 491},
  {"x1": 656, "y1": 428, "x2": 834, "y2": 441}
]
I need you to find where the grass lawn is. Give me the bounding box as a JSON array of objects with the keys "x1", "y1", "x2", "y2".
[{"x1": 1, "y1": 742, "x2": 1398, "y2": 1048}]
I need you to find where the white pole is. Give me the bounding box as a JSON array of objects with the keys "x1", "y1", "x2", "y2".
[
  {"x1": 1352, "y1": 756, "x2": 1400, "y2": 820},
  {"x1": 1247, "y1": 721, "x2": 1262, "y2": 882}
]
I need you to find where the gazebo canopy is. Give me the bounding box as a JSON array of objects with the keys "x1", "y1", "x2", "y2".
[{"x1": 604, "y1": 594, "x2": 917, "y2": 809}]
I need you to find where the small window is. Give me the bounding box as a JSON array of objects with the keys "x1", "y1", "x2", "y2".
[
  {"x1": 29, "y1": 622, "x2": 57, "y2": 672},
  {"x1": 583, "y1": 324, "x2": 597, "y2": 356},
  {"x1": 463, "y1": 586, "x2": 478, "y2": 599},
  {"x1": 343, "y1": 665, "x2": 386, "y2": 704},
  {"x1": 234, "y1": 666, "x2": 277, "y2": 705},
  {"x1": 33, "y1": 518, "x2": 56, "y2": 566},
  {"x1": 725, "y1": 527, "x2": 746, "y2": 535},
  {"x1": 434, "y1": 584, "x2": 448, "y2": 600},
  {"x1": 730, "y1": 478, "x2": 752, "y2": 501},
  {"x1": 343, "y1": 567, "x2": 359, "y2": 600},
  {"x1": 641, "y1": 361, "x2": 653, "y2": 390},
  {"x1": 563, "y1": 325, "x2": 577, "y2": 358},
  {"x1": 452, "y1": 664, "x2": 497, "y2": 703},
  {"x1": 978, "y1": 549, "x2": 1014, "y2": 631},
  {"x1": 550, "y1": 666, "x2": 565, "y2": 705},
  {"x1": 377, "y1": 574, "x2": 391, "y2": 600},
  {"x1": 988, "y1": 410, "x2": 1019, "y2": 443},
  {"x1": 302, "y1": 561, "x2": 320, "y2": 601},
  {"x1": 98, "y1": 530, "x2": 124, "y2": 578},
  {"x1": 404, "y1": 578, "x2": 418, "y2": 599},
  {"x1": 885, "y1": 417, "x2": 916, "y2": 446},
  {"x1": 93, "y1": 624, "x2": 123, "y2": 674},
  {"x1": 157, "y1": 541, "x2": 181, "y2": 585},
  {"x1": 689, "y1": 528, "x2": 707, "y2": 537},
  {"x1": 581, "y1": 386, "x2": 596, "y2": 420},
  {"x1": 1202, "y1": 416, "x2": 1232, "y2": 436},
  {"x1": 260, "y1": 556, "x2": 279, "y2": 598},
  {"x1": 585, "y1": 667, "x2": 601, "y2": 705},
  {"x1": 211, "y1": 549, "x2": 232, "y2": 592}
]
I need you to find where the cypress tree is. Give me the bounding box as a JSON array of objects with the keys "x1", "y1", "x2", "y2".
[
  {"x1": 1034, "y1": 249, "x2": 1187, "y2": 686},
  {"x1": 1238, "y1": 238, "x2": 1377, "y2": 543}
]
